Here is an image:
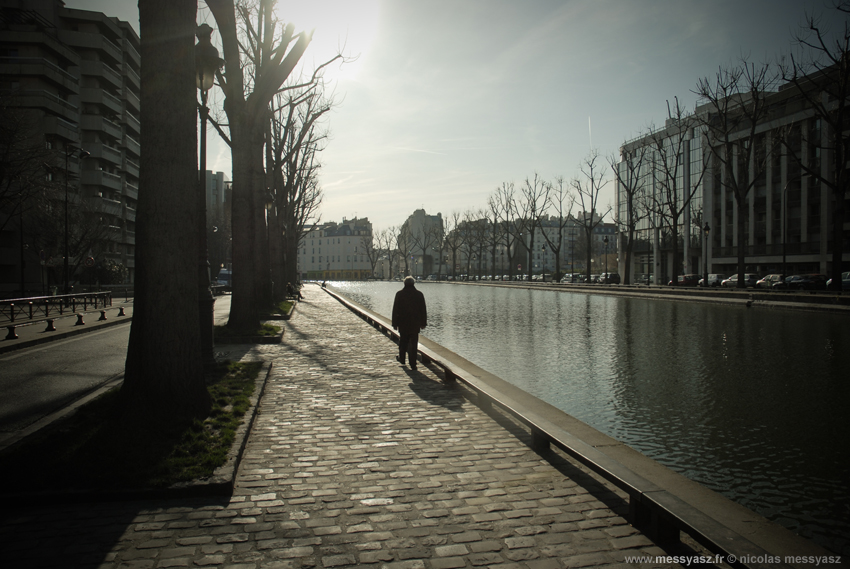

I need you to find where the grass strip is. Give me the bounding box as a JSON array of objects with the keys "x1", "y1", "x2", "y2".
[{"x1": 0, "y1": 360, "x2": 262, "y2": 492}]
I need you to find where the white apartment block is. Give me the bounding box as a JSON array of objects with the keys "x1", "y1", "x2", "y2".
[{"x1": 298, "y1": 217, "x2": 373, "y2": 281}]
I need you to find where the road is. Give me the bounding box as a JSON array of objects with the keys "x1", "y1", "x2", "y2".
[
  {"x1": 0, "y1": 294, "x2": 232, "y2": 441},
  {"x1": 0, "y1": 321, "x2": 131, "y2": 435}
]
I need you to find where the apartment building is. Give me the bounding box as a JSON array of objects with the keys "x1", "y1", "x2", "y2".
[
  {"x1": 0, "y1": 0, "x2": 140, "y2": 293},
  {"x1": 298, "y1": 217, "x2": 373, "y2": 281},
  {"x1": 616, "y1": 69, "x2": 850, "y2": 285}
]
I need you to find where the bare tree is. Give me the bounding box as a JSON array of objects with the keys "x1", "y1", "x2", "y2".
[
  {"x1": 485, "y1": 194, "x2": 505, "y2": 279},
  {"x1": 444, "y1": 211, "x2": 463, "y2": 279},
  {"x1": 424, "y1": 222, "x2": 447, "y2": 280},
  {"x1": 780, "y1": 3, "x2": 850, "y2": 290},
  {"x1": 519, "y1": 172, "x2": 549, "y2": 280},
  {"x1": 492, "y1": 182, "x2": 522, "y2": 279},
  {"x1": 695, "y1": 62, "x2": 776, "y2": 287},
  {"x1": 0, "y1": 97, "x2": 59, "y2": 234},
  {"x1": 539, "y1": 175, "x2": 574, "y2": 281},
  {"x1": 269, "y1": 87, "x2": 330, "y2": 292},
  {"x1": 642, "y1": 100, "x2": 705, "y2": 285},
  {"x1": 122, "y1": 0, "x2": 210, "y2": 422},
  {"x1": 360, "y1": 230, "x2": 379, "y2": 278},
  {"x1": 571, "y1": 150, "x2": 611, "y2": 283},
  {"x1": 609, "y1": 145, "x2": 649, "y2": 285},
  {"x1": 206, "y1": 0, "x2": 314, "y2": 330}
]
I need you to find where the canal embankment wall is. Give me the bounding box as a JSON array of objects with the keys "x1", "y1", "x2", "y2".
[
  {"x1": 323, "y1": 285, "x2": 845, "y2": 568},
  {"x1": 458, "y1": 281, "x2": 850, "y2": 314}
]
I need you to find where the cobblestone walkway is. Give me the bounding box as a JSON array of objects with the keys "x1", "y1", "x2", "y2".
[{"x1": 1, "y1": 285, "x2": 680, "y2": 568}]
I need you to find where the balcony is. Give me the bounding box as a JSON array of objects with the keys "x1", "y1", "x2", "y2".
[
  {"x1": 124, "y1": 87, "x2": 140, "y2": 113},
  {"x1": 122, "y1": 134, "x2": 140, "y2": 157},
  {"x1": 80, "y1": 114, "x2": 122, "y2": 139},
  {"x1": 58, "y1": 31, "x2": 122, "y2": 64},
  {"x1": 88, "y1": 142, "x2": 123, "y2": 166},
  {"x1": 124, "y1": 182, "x2": 139, "y2": 201},
  {"x1": 82, "y1": 169, "x2": 123, "y2": 191},
  {"x1": 7, "y1": 89, "x2": 79, "y2": 123},
  {"x1": 0, "y1": 56, "x2": 79, "y2": 92},
  {"x1": 123, "y1": 38, "x2": 141, "y2": 68},
  {"x1": 122, "y1": 62, "x2": 140, "y2": 89},
  {"x1": 123, "y1": 157, "x2": 140, "y2": 179},
  {"x1": 42, "y1": 115, "x2": 79, "y2": 141},
  {"x1": 79, "y1": 88, "x2": 122, "y2": 115},
  {"x1": 84, "y1": 196, "x2": 123, "y2": 218},
  {"x1": 79, "y1": 60, "x2": 122, "y2": 90},
  {"x1": 123, "y1": 111, "x2": 140, "y2": 136}
]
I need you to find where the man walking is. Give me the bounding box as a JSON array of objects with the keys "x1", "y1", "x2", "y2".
[{"x1": 392, "y1": 276, "x2": 427, "y2": 370}]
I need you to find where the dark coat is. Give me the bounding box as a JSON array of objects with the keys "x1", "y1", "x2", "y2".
[{"x1": 392, "y1": 284, "x2": 427, "y2": 333}]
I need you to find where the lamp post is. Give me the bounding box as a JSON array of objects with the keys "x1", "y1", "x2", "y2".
[
  {"x1": 703, "y1": 223, "x2": 710, "y2": 287},
  {"x1": 196, "y1": 23, "x2": 223, "y2": 367},
  {"x1": 603, "y1": 235, "x2": 609, "y2": 283},
  {"x1": 541, "y1": 244, "x2": 546, "y2": 281},
  {"x1": 569, "y1": 228, "x2": 576, "y2": 282},
  {"x1": 63, "y1": 145, "x2": 89, "y2": 294}
]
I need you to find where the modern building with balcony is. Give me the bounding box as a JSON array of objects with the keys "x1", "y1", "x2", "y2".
[
  {"x1": 0, "y1": 0, "x2": 140, "y2": 293},
  {"x1": 615, "y1": 71, "x2": 850, "y2": 285}
]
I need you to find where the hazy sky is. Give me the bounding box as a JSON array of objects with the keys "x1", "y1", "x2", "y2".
[{"x1": 67, "y1": 0, "x2": 841, "y2": 231}]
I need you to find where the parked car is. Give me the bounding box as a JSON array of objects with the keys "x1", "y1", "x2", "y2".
[
  {"x1": 756, "y1": 274, "x2": 783, "y2": 289},
  {"x1": 600, "y1": 272, "x2": 620, "y2": 284},
  {"x1": 669, "y1": 274, "x2": 700, "y2": 286},
  {"x1": 780, "y1": 273, "x2": 828, "y2": 290},
  {"x1": 722, "y1": 273, "x2": 759, "y2": 288},
  {"x1": 215, "y1": 268, "x2": 232, "y2": 291},
  {"x1": 698, "y1": 273, "x2": 726, "y2": 287},
  {"x1": 826, "y1": 271, "x2": 850, "y2": 291}
]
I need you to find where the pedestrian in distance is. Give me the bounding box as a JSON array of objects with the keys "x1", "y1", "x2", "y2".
[{"x1": 392, "y1": 276, "x2": 427, "y2": 370}]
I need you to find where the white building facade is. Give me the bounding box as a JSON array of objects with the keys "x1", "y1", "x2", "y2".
[{"x1": 298, "y1": 217, "x2": 373, "y2": 281}]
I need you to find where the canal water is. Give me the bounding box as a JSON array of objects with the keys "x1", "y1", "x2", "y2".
[{"x1": 328, "y1": 281, "x2": 850, "y2": 555}]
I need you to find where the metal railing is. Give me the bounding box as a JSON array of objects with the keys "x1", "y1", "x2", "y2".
[{"x1": 0, "y1": 292, "x2": 112, "y2": 324}]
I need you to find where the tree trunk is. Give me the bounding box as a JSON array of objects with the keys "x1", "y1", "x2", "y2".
[
  {"x1": 228, "y1": 134, "x2": 259, "y2": 330},
  {"x1": 122, "y1": 0, "x2": 210, "y2": 422}
]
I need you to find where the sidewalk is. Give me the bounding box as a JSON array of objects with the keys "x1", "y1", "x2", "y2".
[{"x1": 0, "y1": 284, "x2": 699, "y2": 568}]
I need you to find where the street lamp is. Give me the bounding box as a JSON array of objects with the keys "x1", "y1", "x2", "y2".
[
  {"x1": 603, "y1": 235, "x2": 609, "y2": 283},
  {"x1": 541, "y1": 244, "x2": 546, "y2": 281},
  {"x1": 569, "y1": 228, "x2": 576, "y2": 282},
  {"x1": 703, "y1": 223, "x2": 710, "y2": 288},
  {"x1": 196, "y1": 23, "x2": 223, "y2": 367},
  {"x1": 63, "y1": 145, "x2": 89, "y2": 294}
]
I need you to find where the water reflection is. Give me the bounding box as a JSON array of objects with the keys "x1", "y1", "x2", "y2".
[{"x1": 330, "y1": 281, "x2": 849, "y2": 555}]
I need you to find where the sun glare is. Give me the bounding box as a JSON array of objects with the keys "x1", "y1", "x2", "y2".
[{"x1": 274, "y1": 0, "x2": 381, "y2": 83}]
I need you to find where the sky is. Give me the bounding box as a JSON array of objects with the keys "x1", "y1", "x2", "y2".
[{"x1": 67, "y1": 0, "x2": 843, "y2": 231}]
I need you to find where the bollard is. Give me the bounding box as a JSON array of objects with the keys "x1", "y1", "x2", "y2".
[
  {"x1": 5, "y1": 325, "x2": 17, "y2": 340},
  {"x1": 75, "y1": 313, "x2": 85, "y2": 326},
  {"x1": 45, "y1": 319, "x2": 56, "y2": 332},
  {"x1": 98, "y1": 310, "x2": 107, "y2": 321},
  {"x1": 118, "y1": 306, "x2": 125, "y2": 316},
  {"x1": 9, "y1": 303, "x2": 14, "y2": 323},
  {"x1": 28, "y1": 301, "x2": 33, "y2": 319}
]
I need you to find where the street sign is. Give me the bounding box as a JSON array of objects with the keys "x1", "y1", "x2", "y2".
[{"x1": 84, "y1": 256, "x2": 95, "y2": 268}]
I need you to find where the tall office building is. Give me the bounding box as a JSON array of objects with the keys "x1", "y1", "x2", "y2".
[{"x1": 0, "y1": 0, "x2": 140, "y2": 293}]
